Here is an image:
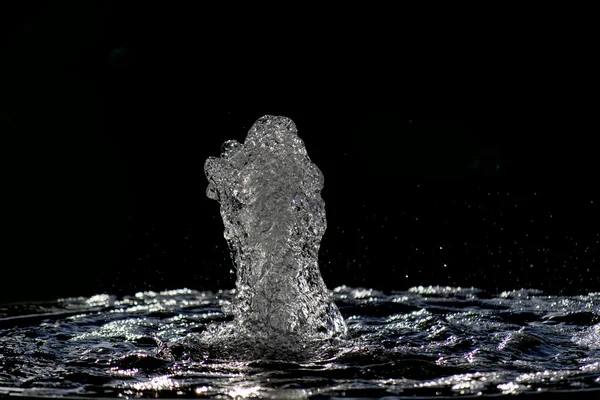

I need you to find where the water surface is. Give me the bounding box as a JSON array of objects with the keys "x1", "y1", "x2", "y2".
[{"x1": 2, "y1": 286, "x2": 600, "y2": 398}]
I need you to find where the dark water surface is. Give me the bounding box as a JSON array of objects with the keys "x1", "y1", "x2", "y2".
[{"x1": 2, "y1": 286, "x2": 600, "y2": 399}]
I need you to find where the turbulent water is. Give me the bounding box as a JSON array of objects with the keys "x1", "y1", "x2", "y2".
[
  {"x1": 204, "y1": 115, "x2": 346, "y2": 344},
  {"x1": 2, "y1": 117, "x2": 599, "y2": 398},
  {"x1": 2, "y1": 287, "x2": 600, "y2": 398}
]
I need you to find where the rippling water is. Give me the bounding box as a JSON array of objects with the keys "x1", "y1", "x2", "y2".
[{"x1": 2, "y1": 286, "x2": 600, "y2": 398}]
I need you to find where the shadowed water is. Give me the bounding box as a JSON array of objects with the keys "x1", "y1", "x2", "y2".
[{"x1": 2, "y1": 287, "x2": 600, "y2": 398}]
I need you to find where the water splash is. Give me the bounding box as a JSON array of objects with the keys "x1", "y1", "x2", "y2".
[{"x1": 203, "y1": 115, "x2": 347, "y2": 347}]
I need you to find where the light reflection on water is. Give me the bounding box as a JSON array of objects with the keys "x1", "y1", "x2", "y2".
[{"x1": 2, "y1": 286, "x2": 600, "y2": 398}]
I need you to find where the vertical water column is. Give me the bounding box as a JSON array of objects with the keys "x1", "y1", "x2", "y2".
[{"x1": 205, "y1": 116, "x2": 347, "y2": 340}]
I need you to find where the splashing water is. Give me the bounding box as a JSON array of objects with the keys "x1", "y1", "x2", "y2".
[
  {"x1": 3, "y1": 116, "x2": 600, "y2": 399},
  {"x1": 203, "y1": 115, "x2": 346, "y2": 348}
]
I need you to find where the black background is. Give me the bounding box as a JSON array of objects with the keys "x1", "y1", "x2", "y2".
[{"x1": 2, "y1": 2, "x2": 599, "y2": 302}]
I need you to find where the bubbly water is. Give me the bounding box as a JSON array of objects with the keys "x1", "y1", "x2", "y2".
[
  {"x1": 203, "y1": 115, "x2": 346, "y2": 347},
  {"x1": 2, "y1": 116, "x2": 600, "y2": 398}
]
